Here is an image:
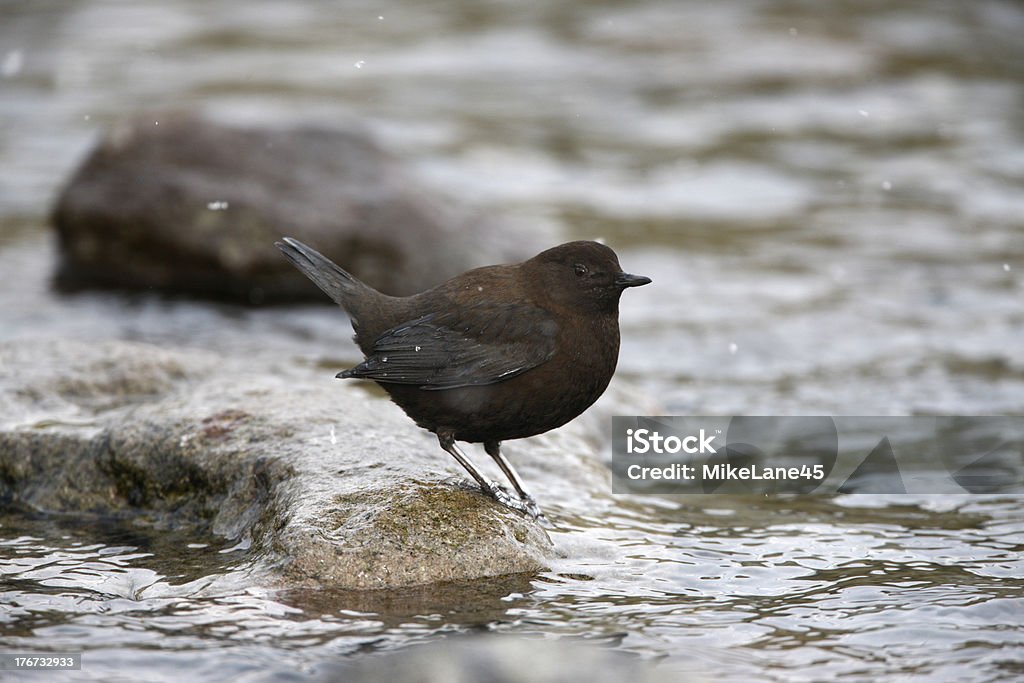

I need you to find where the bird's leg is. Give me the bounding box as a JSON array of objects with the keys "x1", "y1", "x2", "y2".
[
  {"x1": 437, "y1": 430, "x2": 530, "y2": 515},
  {"x1": 484, "y1": 441, "x2": 549, "y2": 526}
]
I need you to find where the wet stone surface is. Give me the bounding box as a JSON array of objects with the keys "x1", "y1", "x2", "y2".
[{"x1": 0, "y1": 339, "x2": 555, "y2": 589}]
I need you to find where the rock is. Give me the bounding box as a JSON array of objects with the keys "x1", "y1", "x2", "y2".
[
  {"x1": 52, "y1": 114, "x2": 544, "y2": 303},
  {"x1": 327, "y1": 635, "x2": 698, "y2": 683},
  {"x1": 0, "y1": 339, "x2": 555, "y2": 589}
]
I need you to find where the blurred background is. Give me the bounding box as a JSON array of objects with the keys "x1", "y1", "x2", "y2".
[
  {"x1": 1, "y1": 0, "x2": 1022, "y2": 414},
  {"x1": 1, "y1": 1, "x2": 1023, "y2": 681}
]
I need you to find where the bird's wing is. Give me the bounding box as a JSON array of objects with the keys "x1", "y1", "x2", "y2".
[{"x1": 339, "y1": 302, "x2": 558, "y2": 390}]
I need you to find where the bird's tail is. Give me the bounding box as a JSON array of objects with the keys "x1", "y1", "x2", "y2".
[{"x1": 275, "y1": 237, "x2": 372, "y2": 310}]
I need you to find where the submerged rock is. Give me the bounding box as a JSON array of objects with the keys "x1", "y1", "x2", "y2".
[
  {"x1": 0, "y1": 339, "x2": 554, "y2": 589},
  {"x1": 329, "y1": 635, "x2": 697, "y2": 683},
  {"x1": 51, "y1": 114, "x2": 542, "y2": 303}
]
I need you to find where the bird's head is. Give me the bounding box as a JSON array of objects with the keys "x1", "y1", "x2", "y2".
[{"x1": 526, "y1": 241, "x2": 651, "y2": 314}]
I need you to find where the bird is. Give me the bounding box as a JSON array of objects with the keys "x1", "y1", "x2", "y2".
[{"x1": 276, "y1": 237, "x2": 650, "y2": 523}]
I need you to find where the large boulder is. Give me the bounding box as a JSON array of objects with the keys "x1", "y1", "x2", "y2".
[
  {"x1": 52, "y1": 114, "x2": 543, "y2": 303},
  {"x1": 0, "y1": 339, "x2": 561, "y2": 589}
]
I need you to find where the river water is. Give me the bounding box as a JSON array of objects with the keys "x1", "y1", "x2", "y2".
[{"x1": 1, "y1": 1, "x2": 1023, "y2": 681}]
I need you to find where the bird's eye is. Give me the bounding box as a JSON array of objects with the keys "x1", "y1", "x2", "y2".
[{"x1": 573, "y1": 263, "x2": 588, "y2": 277}]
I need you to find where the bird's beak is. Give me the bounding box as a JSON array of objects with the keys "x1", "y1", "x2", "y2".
[{"x1": 615, "y1": 272, "x2": 652, "y2": 288}]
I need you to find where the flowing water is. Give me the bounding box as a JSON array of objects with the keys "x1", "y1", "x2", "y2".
[{"x1": 1, "y1": 1, "x2": 1023, "y2": 680}]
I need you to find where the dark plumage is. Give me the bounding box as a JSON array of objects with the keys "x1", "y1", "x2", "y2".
[{"x1": 276, "y1": 238, "x2": 650, "y2": 522}]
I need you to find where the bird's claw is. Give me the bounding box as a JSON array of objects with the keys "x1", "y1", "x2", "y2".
[
  {"x1": 484, "y1": 481, "x2": 527, "y2": 513},
  {"x1": 520, "y1": 494, "x2": 553, "y2": 528},
  {"x1": 483, "y1": 482, "x2": 551, "y2": 526}
]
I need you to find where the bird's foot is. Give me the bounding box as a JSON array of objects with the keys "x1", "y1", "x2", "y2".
[
  {"x1": 519, "y1": 494, "x2": 552, "y2": 528},
  {"x1": 482, "y1": 482, "x2": 551, "y2": 526},
  {"x1": 483, "y1": 480, "x2": 528, "y2": 512}
]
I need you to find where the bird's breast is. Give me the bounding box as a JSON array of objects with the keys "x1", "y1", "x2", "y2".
[{"x1": 381, "y1": 312, "x2": 622, "y2": 443}]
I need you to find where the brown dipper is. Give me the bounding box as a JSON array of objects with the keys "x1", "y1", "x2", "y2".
[{"x1": 276, "y1": 238, "x2": 650, "y2": 522}]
